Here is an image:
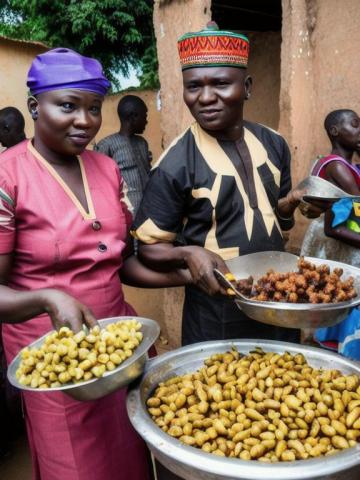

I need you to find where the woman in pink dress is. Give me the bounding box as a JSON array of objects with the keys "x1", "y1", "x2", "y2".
[{"x1": 0, "y1": 48, "x2": 188, "y2": 480}]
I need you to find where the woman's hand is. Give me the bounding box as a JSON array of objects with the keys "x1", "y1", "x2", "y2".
[
  {"x1": 40, "y1": 289, "x2": 97, "y2": 332},
  {"x1": 182, "y1": 246, "x2": 229, "y2": 296}
]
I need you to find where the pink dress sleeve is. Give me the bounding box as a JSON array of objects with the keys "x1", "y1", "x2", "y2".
[{"x1": 0, "y1": 175, "x2": 16, "y2": 253}]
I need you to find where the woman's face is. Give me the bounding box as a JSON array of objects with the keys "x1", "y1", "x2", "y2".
[{"x1": 29, "y1": 89, "x2": 103, "y2": 156}]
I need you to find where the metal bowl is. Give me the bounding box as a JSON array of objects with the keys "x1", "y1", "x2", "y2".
[
  {"x1": 127, "y1": 339, "x2": 360, "y2": 480},
  {"x1": 7, "y1": 316, "x2": 160, "y2": 401},
  {"x1": 296, "y1": 176, "x2": 358, "y2": 204},
  {"x1": 225, "y1": 252, "x2": 360, "y2": 329}
]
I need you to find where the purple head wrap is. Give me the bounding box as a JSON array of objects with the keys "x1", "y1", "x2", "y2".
[{"x1": 27, "y1": 48, "x2": 110, "y2": 96}]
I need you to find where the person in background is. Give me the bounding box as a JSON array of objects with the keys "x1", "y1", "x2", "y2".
[
  {"x1": 0, "y1": 48, "x2": 189, "y2": 480},
  {"x1": 0, "y1": 104, "x2": 26, "y2": 461},
  {"x1": 132, "y1": 22, "x2": 321, "y2": 350},
  {"x1": 301, "y1": 109, "x2": 360, "y2": 359},
  {"x1": 0, "y1": 107, "x2": 26, "y2": 150},
  {"x1": 95, "y1": 95, "x2": 152, "y2": 215}
]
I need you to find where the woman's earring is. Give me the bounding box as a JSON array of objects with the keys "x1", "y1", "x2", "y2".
[
  {"x1": 31, "y1": 110, "x2": 38, "y2": 120},
  {"x1": 246, "y1": 93, "x2": 251, "y2": 99}
]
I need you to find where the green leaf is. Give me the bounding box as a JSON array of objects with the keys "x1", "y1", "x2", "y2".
[{"x1": 0, "y1": 0, "x2": 158, "y2": 90}]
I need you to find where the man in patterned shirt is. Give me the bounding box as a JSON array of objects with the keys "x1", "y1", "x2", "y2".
[
  {"x1": 95, "y1": 95, "x2": 151, "y2": 214},
  {"x1": 133, "y1": 23, "x2": 323, "y2": 351}
]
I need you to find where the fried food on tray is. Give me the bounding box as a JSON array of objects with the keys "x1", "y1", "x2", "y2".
[
  {"x1": 16, "y1": 320, "x2": 143, "y2": 389},
  {"x1": 236, "y1": 257, "x2": 357, "y2": 304},
  {"x1": 147, "y1": 348, "x2": 360, "y2": 462}
]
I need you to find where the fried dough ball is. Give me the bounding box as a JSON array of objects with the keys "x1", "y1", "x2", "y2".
[
  {"x1": 288, "y1": 292, "x2": 298, "y2": 303},
  {"x1": 236, "y1": 277, "x2": 254, "y2": 296},
  {"x1": 273, "y1": 291, "x2": 284, "y2": 302},
  {"x1": 235, "y1": 257, "x2": 357, "y2": 304}
]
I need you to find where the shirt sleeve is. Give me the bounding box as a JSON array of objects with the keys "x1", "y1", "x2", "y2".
[
  {"x1": 0, "y1": 176, "x2": 16, "y2": 253},
  {"x1": 132, "y1": 167, "x2": 186, "y2": 244},
  {"x1": 144, "y1": 139, "x2": 152, "y2": 170},
  {"x1": 279, "y1": 138, "x2": 292, "y2": 199},
  {"x1": 94, "y1": 138, "x2": 111, "y2": 157},
  {"x1": 148, "y1": 149, "x2": 153, "y2": 167},
  {"x1": 277, "y1": 137, "x2": 295, "y2": 230}
]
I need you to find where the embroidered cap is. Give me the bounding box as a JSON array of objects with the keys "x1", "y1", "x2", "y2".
[
  {"x1": 27, "y1": 48, "x2": 111, "y2": 96},
  {"x1": 178, "y1": 22, "x2": 249, "y2": 70}
]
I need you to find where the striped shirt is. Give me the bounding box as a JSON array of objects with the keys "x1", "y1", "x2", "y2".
[{"x1": 95, "y1": 133, "x2": 151, "y2": 214}]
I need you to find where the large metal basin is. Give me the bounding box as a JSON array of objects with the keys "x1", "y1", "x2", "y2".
[
  {"x1": 127, "y1": 340, "x2": 360, "y2": 480},
  {"x1": 226, "y1": 252, "x2": 360, "y2": 329},
  {"x1": 7, "y1": 316, "x2": 160, "y2": 401}
]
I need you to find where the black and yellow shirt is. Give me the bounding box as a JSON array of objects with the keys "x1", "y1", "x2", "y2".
[{"x1": 133, "y1": 121, "x2": 293, "y2": 259}]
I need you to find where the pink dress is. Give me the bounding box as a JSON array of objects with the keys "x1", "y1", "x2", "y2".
[{"x1": 0, "y1": 140, "x2": 151, "y2": 480}]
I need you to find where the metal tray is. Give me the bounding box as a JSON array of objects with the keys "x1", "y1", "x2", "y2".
[
  {"x1": 296, "y1": 176, "x2": 358, "y2": 204},
  {"x1": 302, "y1": 195, "x2": 349, "y2": 204},
  {"x1": 225, "y1": 252, "x2": 360, "y2": 329},
  {"x1": 7, "y1": 316, "x2": 160, "y2": 401},
  {"x1": 127, "y1": 339, "x2": 360, "y2": 480}
]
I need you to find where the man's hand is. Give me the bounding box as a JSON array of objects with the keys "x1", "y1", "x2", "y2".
[
  {"x1": 182, "y1": 246, "x2": 229, "y2": 295},
  {"x1": 279, "y1": 188, "x2": 330, "y2": 219},
  {"x1": 298, "y1": 199, "x2": 327, "y2": 219},
  {"x1": 277, "y1": 188, "x2": 304, "y2": 219}
]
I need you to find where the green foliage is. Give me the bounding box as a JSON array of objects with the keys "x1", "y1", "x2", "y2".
[
  {"x1": 0, "y1": 0, "x2": 160, "y2": 90},
  {"x1": 139, "y1": 44, "x2": 160, "y2": 89}
]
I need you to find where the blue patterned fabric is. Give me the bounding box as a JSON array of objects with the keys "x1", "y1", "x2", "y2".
[
  {"x1": 331, "y1": 198, "x2": 353, "y2": 227},
  {"x1": 315, "y1": 308, "x2": 360, "y2": 360}
]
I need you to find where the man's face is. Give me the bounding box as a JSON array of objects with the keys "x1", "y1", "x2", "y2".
[
  {"x1": 182, "y1": 66, "x2": 251, "y2": 139},
  {"x1": 336, "y1": 112, "x2": 360, "y2": 152},
  {"x1": 31, "y1": 89, "x2": 103, "y2": 156},
  {"x1": 132, "y1": 105, "x2": 148, "y2": 134}
]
